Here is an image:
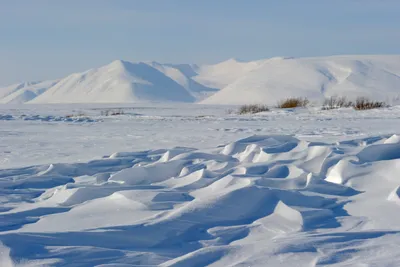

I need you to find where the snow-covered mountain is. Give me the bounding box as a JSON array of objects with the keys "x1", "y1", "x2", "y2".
[
  {"x1": 22, "y1": 58, "x2": 257, "y2": 104},
  {"x1": 202, "y1": 55, "x2": 400, "y2": 105},
  {"x1": 145, "y1": 61, "x2": 218, "y2": 101},
  {"x1": 0, "y1": 80, "x2": 59, "y2": 104},
  {"x1": 1, "y1": 55, "x2": 400, "y2": 104},
  {"x1": 30, "y1": 60, "x2": 197, "y2": 104},
  {"x1": 192, "y1": 58, "x2": 264, "y2": 89}
]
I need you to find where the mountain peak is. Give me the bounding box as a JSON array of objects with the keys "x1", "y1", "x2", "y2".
[
  {"x1": 107, "y1": 59, "x2": 133, "y2": 69},
  {"x1": 221, "y1": 58, "x2": 245, "y2": 64},
  {"x1": 28, "y1": 58, "x2": 197, "y2": 104}
]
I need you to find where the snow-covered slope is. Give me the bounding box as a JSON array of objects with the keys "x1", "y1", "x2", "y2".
[
  {"x1": 202, "y1": 55, "x2": 400, "y2": 105},
  {"x1": 0, "y1": 80, "x2": 58, "y2": 104},
  {"x1": 192, "y1": 58, "x2": 264, "y2": 89},
  {"x1": 28, "y1": 59, "x2": 250, "y2": 104},
  {"x1": 1, "y1": 55, "x2": 400, "y2": 104},
  {"x1": 146, "y1": 61, "x2": 218, "y2": 100},
  {"x1": 20, "y1": 58, "x2": 259, "y2": 104},
  {"x1": 30, "y1": 60, "x2": 197, "y2": 104}
]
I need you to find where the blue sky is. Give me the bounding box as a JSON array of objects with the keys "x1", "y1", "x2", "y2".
[{"x1": 1, "y1": 0, "x2": 400, "y2": 86}]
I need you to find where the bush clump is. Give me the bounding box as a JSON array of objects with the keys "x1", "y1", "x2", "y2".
[
  {"x1": 238, "y1": 104, "x2": 270, "y2": 114},
  {"x1": 277, "y1": 97, "x2": 309, "y2": 108},
  {"x1": 322, "y1": 96, "x2": 387, "y2": 110},
  {"x1": 353, "y1": 97, "x2": 386, "y2": 110},
  {"x1": 100, "y1": 109, "x2": 125, "y2": 116},
  {"x1": 322, "y1": 96, "x2": 353, "y2": 110}
]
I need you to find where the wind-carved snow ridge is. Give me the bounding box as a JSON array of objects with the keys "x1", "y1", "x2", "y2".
[{"x1": 1, "y1": 135, "x2": 400, "y2": 266}]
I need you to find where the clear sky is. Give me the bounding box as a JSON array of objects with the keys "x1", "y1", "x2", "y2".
[{"x1": 1, "y1": 0, "x2": 400, "y2": 86}]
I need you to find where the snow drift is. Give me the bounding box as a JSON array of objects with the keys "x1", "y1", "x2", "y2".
[{"x1": 2, "y1": 134, "x2": 400, "y2": 266}]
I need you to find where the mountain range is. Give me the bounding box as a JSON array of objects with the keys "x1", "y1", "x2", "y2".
[{"x1": 1, "y1": 55, "x2": 400, "y2": 105}]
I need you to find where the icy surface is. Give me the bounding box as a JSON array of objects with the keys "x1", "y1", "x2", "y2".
[{"x1": 1, "y1": 104, "x2": 400, "y2": 266}]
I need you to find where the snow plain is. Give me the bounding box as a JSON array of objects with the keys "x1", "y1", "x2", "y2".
[{"x1": 1, "y1": 103, "x2": 400, "y2": 266}]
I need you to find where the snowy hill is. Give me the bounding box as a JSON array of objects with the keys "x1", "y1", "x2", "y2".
[
  {"x1": 192, "y1": 58, "x2": 264, "y2": 89},
  {"x1": 30, "y1": 60, "x2": 197, "y2": 104},
  {"x1": 1, "y1": 55, "x2": 400, "y2": 104},
  {"x1": 146, "y1": 61, "x2": 218, "y2": 100},
  {"x1": 202, "y1": 55, "x2": 400, "y2": 105},
  {"x1": 0, "y1": 80, "x2": 58, "y2": 104},
  {"x1": 22, "y1": 58, "x2": 257, "y2": 104}
]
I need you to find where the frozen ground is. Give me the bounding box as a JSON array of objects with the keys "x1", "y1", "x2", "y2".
[{"x1": 1, "y1": 104, "x2": 400, "y2": 266}]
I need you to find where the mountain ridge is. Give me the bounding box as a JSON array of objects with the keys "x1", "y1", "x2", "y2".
[{"x1": 1, "y1": 55, "x2": 400, "y2": 104}]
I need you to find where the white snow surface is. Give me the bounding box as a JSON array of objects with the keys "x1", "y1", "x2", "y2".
[
  {"x1": 29, "y1": 60, "x2": 197, "y2": 104},
  {"x1": 1, "y1": 104, "x2": 400, "y2": 266},
  {"x1": 1, "y1": 55, "x2": 400, "y2": 105},
  {"x1": 202, "y1": 55, "x2": 400, "y2": 105},
  {"x1": 0, "y1": 80, "x2": 59, "y2": 104}
]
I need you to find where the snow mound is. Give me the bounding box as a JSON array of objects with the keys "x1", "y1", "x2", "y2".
[{"x1": 2, "y1": 134, "x2": 400, "y2": 265}]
